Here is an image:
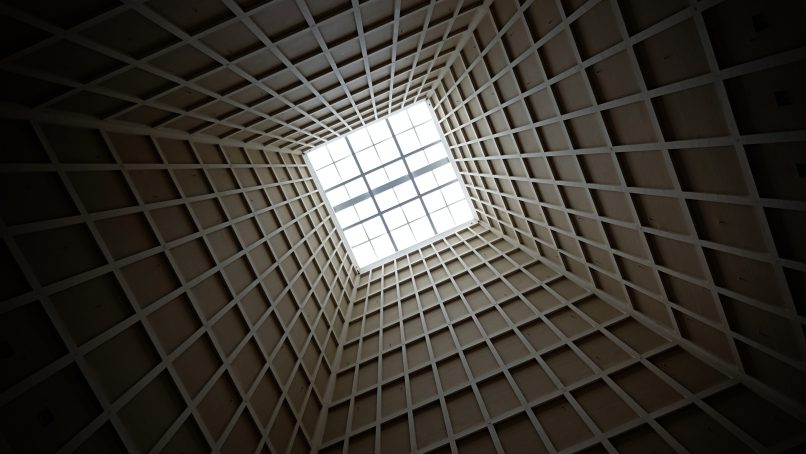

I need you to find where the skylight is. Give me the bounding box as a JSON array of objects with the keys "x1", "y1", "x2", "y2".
[{"x1": 305, "y1": 101, "x2": 475, "y2": 270}]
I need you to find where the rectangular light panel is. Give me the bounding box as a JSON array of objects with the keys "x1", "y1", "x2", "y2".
[{"x1": 305, "y1": 101, "x2": 475, "y2": 270}]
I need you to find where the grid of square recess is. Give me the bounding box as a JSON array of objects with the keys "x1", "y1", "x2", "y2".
[
  {"x1": 428, "y1": 0, "x2": 806, "y2": 435},
  {"x1": 307, "y1": 102, "x2": 475, "y2": 269},
  {"x1": 0, "y1": 0, "x2": 488, "y2": 151},
  {"x1": 0, "y1": 0, "x2": 805, "y2": 451},
  {"x1": 321, "y1": 225, "x2": 806, "y2": 452},
  {"x1": 0, "y1": 120, "x2": 355, "y2": 453}
]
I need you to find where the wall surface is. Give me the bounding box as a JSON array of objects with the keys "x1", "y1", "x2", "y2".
[
  {"x1": 321, "y1": 225, "x2": 805, "y2": 452},
  {"x1": 0, "y1": 121, "x2": 355, "y2": 453},
  {"x1": 428, "y1": 0, "x2": 806, "y2": 449}
]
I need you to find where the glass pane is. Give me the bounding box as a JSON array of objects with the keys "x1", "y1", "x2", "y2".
[
  {"x1": 344, "y1": 179, "x2": 368, "y2": 198},
  {"x1": 407, "y1": 103, "x2": 431, "y2": 125},
  {"x1": 352, "y1": 242, "x2": 376, "y2": 267},
  {"x1": 308, "y1": 146, "x2": 331, "y2": 169},
  {"x1": 424, "y1": 143, "x2": 447, "y2": 163},
  {"x1": 383, "y1": 207, "x2": 407, "y2": 229},
  {"x1": 375, "y1": 138, "x2": 399, "y2": 163},
  {"x1": 391, "y1": 225, "x2": 416, "y2": 249},
  {"x1": 442, "y1": 182, "x2": 464, "y2": 204},
  {"x1": 336, "y1": 206, "x2": 359, "y2": 226},
  {"x1": 371, "y1": 234, "x2": 394, "y2": 258},
  {"x1": 328, "y1": 138, "x2": 351, "y2": 161},
  {"x1": 366, "y1": 167, "x2": 388, "y2": 189},
  {"x1": 355, "y1": 147, "x2": 381, "y2": 171},
  {"x1": 347, "y1": 129, "x2": 372, "y2": 152},
  {"x1": 354, "y1": 198, "x2": 377, "y2": 220},
  {"x1": 388, "y1": 110, "x2": 413, "y2": 134},
  {"x1": 335, "y1": 157, "x2": 359, "y2": 181},
  {"x1": 423, "y1": 190, "x2": 446, "y2": 212},
  {"x1": 406, "y1": 150, "x2": 428, "y2": 171},
  {"x1": 433, "y1": 164, "x2": 455, "y2": 185},
  {"x1": 410, "y1": 217, "x2": 434, "y2": 241},
  {"x1": 396, "y1": 129, "x2": 420, "y2": 154},
  {"x1": 344, "y1": 225, "x2": 368, "y2": 246},
  {"x1": 375, "y1": 188, "x2": 398, "y2": 211},
  {"x1": 402, "y1": 200, "x2": 425, "y2": 221},
  {"x1": 367, "y1": 121, "x2": 392, "y2": 143},
  {"x1": 317, "y1": 164, "x2": 340, "y2": 188},
  {"x1": 449, "y1": 200, "x2": 473, "y2": 224},
  {"x1": 431, "y1": 207, "x2": 453, "y2": 233},
  {"x1": 363, "y1": 217, "x2": 385, "y2": 239},
  {"x1": 326, "y1": 186, "x2": 349, "y2": 206},
  {"x1": 394, "y1": 180, "x2": 416, "y2": 202},
  {"x1": 415, "y1": 121, "x2": 440, "y2": 144},
  {"x1": 384, "y1": 161, "x2": 407, "y2": 181},
  {"x1": 308, "y1": 101, "x2": 473, "y2": 268},
  {"x1": 414, "y1": 171, "x2": 438, "y2": 192}
]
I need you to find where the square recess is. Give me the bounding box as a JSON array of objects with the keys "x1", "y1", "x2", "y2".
[{"x1": 305, "y1": 101, "x2": 475, "y2": 271}]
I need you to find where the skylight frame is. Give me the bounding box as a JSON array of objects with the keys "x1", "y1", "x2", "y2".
[{"x1": 304, "y1": 101, "x2": 476, "y2": 272}]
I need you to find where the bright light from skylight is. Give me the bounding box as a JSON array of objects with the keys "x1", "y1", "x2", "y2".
[{"x1": 305, "y1": 101, "x2": 475, "y2": 270}]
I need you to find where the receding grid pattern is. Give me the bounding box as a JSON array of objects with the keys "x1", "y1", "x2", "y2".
[
  {"x1": 2, "y1": 0, "x2": 806, "y2": 452},
  {"x1": 322, "y1": 225, "x2": 806, "y2": 452},
  {"x1": 0, "y1": 0, "x2": 489, "y2": 151},
  {"x1": 431, "y1": 0, "x2": 806, "y2": 432},
  {"x1": 0, "y1": 120, "x2": 355, "y2": 453},
  {"x1": 308, "y1": 102, "x2": 474, "y2": 268}
]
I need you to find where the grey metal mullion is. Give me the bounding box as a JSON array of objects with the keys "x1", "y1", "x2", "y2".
[
  {"x1": 339, "y1": 178, "x2": 463, "y2": 232},
  {"x1": 385, "y1": 118, "x2": 439, "y2": 235},
  {"x1": 330, "y1": 157, "x2": 450, "y2": 213},
  {"x1": 344, "y1": 136, "x2": 400, "y2": 252},
  {"x1": 318, "y1": 137, "x2": 444, "y2": 195}
]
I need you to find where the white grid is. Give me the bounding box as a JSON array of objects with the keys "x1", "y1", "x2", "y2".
[{"x1": 305, "y1": 101, "x2": 476, "y2": 271}]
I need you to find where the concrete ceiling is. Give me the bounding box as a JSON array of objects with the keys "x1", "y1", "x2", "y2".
[
  {"x1": 0, "y1": 0, "x2": 486, "y2": 151},
  {"x1": 1, "y1": 0, "x2": 805, "y2": 453}
]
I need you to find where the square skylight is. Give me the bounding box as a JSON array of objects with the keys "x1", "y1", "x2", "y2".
[{"x1": 305, "y1": 101, "x2": 476, "y2": 270}]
